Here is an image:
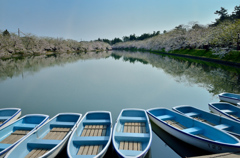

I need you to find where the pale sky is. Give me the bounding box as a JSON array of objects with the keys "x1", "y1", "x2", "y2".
[{"x1": 0, "y1": 0, "x2": 239, "y2": 41}]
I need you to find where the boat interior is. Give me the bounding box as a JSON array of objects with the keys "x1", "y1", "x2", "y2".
[
  {"x1": 0, "y1": 116, "x2": 47, "y2": 153},
  {"x1": 114, "y1": 110, "x2": 150, "y2": 156},
  {"x1": 152, "y1": 109, "x2": 239, "y2": 144},
  {"x1": 16, "y1": 114, "x2": 79, "y2": 158},
  {"x1": 0, "y1": 109, "x2": 19, "y2": 125},
  {"x1": 69, "y1": 112, "x2": 111, "y2": 157}
]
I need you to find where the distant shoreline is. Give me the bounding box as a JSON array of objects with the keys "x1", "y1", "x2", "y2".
[{"x1": 113, "y1": 48, "x2": 240, "y2": 67}]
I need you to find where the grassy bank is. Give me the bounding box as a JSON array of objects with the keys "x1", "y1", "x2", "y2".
[
  {"x1": 168, "y1": 49, "x2": 240, "y2": 63},
  {"x1": 113, "y1": 48, "x2": 240, "y2": 65}
]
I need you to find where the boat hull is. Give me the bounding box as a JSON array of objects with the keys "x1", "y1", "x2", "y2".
[
  {"x1": 67, "y1": 111, "x2": 112, "y2": 158},
  {"x1": 0, "y1": 114, "x2": 49, "y2": 157},
  {"x1": 5, "y1": 113, "x2": 81, "y2": 158},
  {"x1": 173, "y1": 105, "x2": 240, "y2": 139},
  {"x1": 112, "y1": 109, "x2": 152, "y2": 158},
  {"x1": 0, "y1": 108, "x2": 21, "y2": 130},
  {"x1": 147, "y1": 108, "x2": 240, "y2": 153},
  {"x1": 208, "y1": 102, "x2": 240, "y2": 123},
  {"x1": 219, "y1": 93, "x2": 240, "y2": 105}
]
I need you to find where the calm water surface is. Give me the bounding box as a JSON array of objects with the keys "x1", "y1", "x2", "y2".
[{"x1": 1, "y1": 50, "x2": 240, "y2": 157}]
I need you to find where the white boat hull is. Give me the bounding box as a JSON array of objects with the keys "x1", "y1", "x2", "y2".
[
  {"x1": 0, "y1": 109, "x2": 21, "y2": 130},
  {"x1": 219, "y1": 93, "x2": 240, "y2": 105},
  {"x1": 148, "y1": 114, "x2": 240, "y2": 153}
]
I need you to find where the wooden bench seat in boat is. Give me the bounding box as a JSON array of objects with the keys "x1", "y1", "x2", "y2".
[
  {"x1": 13, "y1": 124, "x2": 38, "y2": 131},
  {"x1": 76, "y1": 124, "x2": 107, "y2": 156},
  {"x1": 0, "y1": 130, "x2": 30, "y2": 144},
  {"x1": 214, "y1": 124, "x2": 232, "y2": 130},
  {"x1": 50, "y1": 122, "x2": 76, "y2": 128},
  {"x1": 83, "y1": 119, "x2": 111, "y2": 124},
  {"x1": 157, "y1": 115, "x2": 175, "y2": 120},
  {"x1": 0, "y1": 121, "x2": 4, "y2": 124},
  {"x1": 184, "y1": 112, "x2": 199, "y2": 117},
  {"x1": 221, "y1": 109, "x2": 236, "y2": 114},
  {"x1": 27, "y1": 139, "x2": 61, "y2": 149},
  {"x1": 120, "y1": 116, "x2": 147, "y2": 122},
  {"x1": 182, "y1": 127, "x2": 203, "y2": 135}
]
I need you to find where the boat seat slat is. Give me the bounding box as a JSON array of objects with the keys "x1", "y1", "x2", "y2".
[
  {"x1": 123, "y1": 122, "x2": 146, "y2": 133},
  {"x1": 51, "y1": 127, "x2": 70, "y2": 132},
  {"x1": 82, "y1": 145, "x2": 89, "y2": 155},
  {"x1": 77, "y1": 145, "x2": 102, "y2": 155},
  {"x1": 92, "y1": 145, "x2": 99, "y2": 155},
  {"x1": 123, "y1": 141, "x2": 128, "y2": 150},
  {"x1": 25, "y1": 149, "x2": 37, "y2": 158},
  {"x1": 119, "y1": 142, "x2": 124, "y2": 150},
  {"x1": 43, "y1": 127, "x2": 70, "y2": 140},
  {"x1": 0, "y1": 130, "x2": 30, "y2": 144},
  {"x1": 81, "y1": 124, "x2": 107, "y2": 137},
  {"x1": 12, "y1": 130, "x2": 30, "y2": 135},
  {"x1": 27, "y1": 149, "x2": 41, "y2": 158},
  {"x1": 119, "y1": 141, "x2": 142, "y2": 151},
  {"x1": 87, "y1": 145, "x2": 94, "y2": 155},
  {"x1": 77, "y1": 146, "x2": 85, "y2": 155}
]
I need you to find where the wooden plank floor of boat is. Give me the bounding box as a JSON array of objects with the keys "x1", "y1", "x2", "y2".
[
  {"x1": 24, "y1": 127, "x2": 71, "y2": 158},
  {"x1": 164, "y1": 120, "x2": 186, "y2": 130},
  {"x1": 193, "y1": 117, "x2": 216, "y2": 126},
  {"x1": 77, "y1": 125, "x2": 107, "y2": 155},
  {"x1": 43, "y1": 127, "x2": 71, "y2": 140},
  {"x1": 25, "y1": 149, "x2": 49, "y2": 158},
  {"x1": 0, "y1": 130, "x2": 30, "y2": 144},
  {"x1": 119, "y1": 122, "x2": 146, "y2": 151}
]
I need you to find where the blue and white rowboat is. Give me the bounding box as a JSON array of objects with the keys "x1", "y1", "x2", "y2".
[
  {"x1": 0, "y1": 108, "x2": 21, "y2": 130},
  {"x1": 112, "y1": 109, "x2": 152, "y2": 158},
  {"x1": 173, "y1": 105, "x2": 240, "y2": 139},
  {"x1": 219, "y1": 93, "x2": 240, "y2": 105},
  {"x1": 0, "y1": 114, "x2": 49, "y2": 157},
  {"x1": 209, "y1": 102, "x2": 240, "y2": 122},
  {"x1": 5, "y1": 113, "x2": 82, "y2": 158},
  {"x1": 147, "y1": 107, "x2": 240, "y2": 153},
  {"x1": 67, "y1": 111, "x2": 112, "y2": 158}
]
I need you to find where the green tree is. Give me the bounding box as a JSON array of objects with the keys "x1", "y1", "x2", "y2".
[
  {"x1": 129, "y1": 34, "x2": 137, "y2": 41},
  {"x1": 3, "y1": 29, "x2": 10, "y2": 37},
  {"x1": 123, "y1": 36, "x2": 130, "y2": 42},
  {"x1": 231, "y1": 5, "x2": 240, "y2": 19},
  {"x1": 111, "y1": 38, "x2": 122, "y2": 45}
]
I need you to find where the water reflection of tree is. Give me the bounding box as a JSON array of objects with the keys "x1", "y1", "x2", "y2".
[
  {"x1": 111, "y1": 51, "x2": 240, "y2": 95},
  {"x1": 0, "y1": 51, "x2": 111, "y2": 82}
]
